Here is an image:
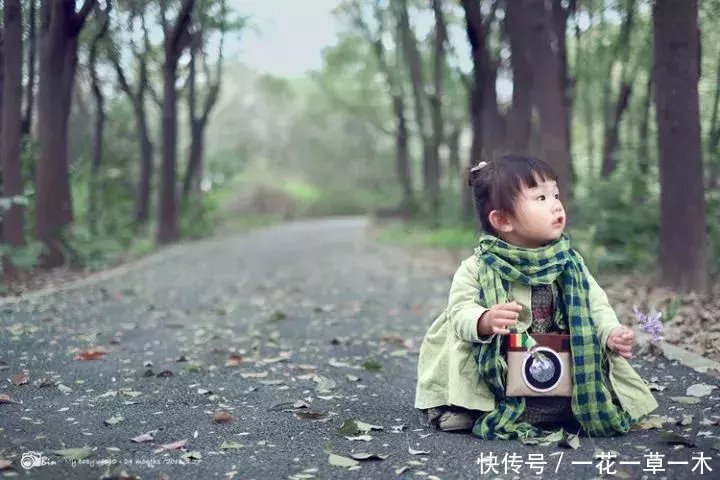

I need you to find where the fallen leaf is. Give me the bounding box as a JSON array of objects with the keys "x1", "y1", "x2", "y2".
[
  {"x1": 157, "y1": 370, "x2": 174, "y2": 378},
  {"x1": 104, "y1": 416, "x2": 125, "y2": 426},
  {"x1": 686, "y1": 383, "x2": 717, "y2": 397},
  {"x1": 395, "y1": 466, "x2": 410, "y2": 475},
  {"x1": 293, "y1": 411, "x2": 328, "y2": 421},
  {"x1": 13, "y1": 372, "x2": 29, "y2": 385},
  {"x1": 213, "y1": 411, "x2": 234, "y2": 423},
  {"x1": 240, "y1": 371, "x2": 268, "y2": 379},
  {"x1": 328, "y1": 453, "x2": 359, "y2": 468},
  {"x1": 220, "y1": 442, "x2": 244, "y2": 450},
  {"x1": 338, "y1": 420, "x2": 361, "y2": 436},
  {"x1": 659, "y1": 430, "x2": 696, "y2": 447},
  {"x1": 346, "y1": 374, "x2": 360, "y2": 382},
  {"x1": 225, "y1": 354, "x2": 243, "y2": 367},
  {"x1": 408, "y1": 446, "x2": 430, "y2": 455},
  {"x1": 314, "y1": 376, "x2": 336, "y2": 392},
  {"x1": 356, "y1": 421, "x2": 383, "y2": 432},
  {"x1": 52, "y1": 447, "x2": 92, "y2": 460},
  {"x1": 0, "y1": 394, "x2": 20, "y2": 404},
  {"x1": 74, "y1": 347, "x2": 109, "y2": 361},
  {"x1": 362, "y1": 360, "x2": 382, "y2": 372},
  {"x1": 678, "y1": 415, "x2": 694, "y2": 426},
  {"x1": 131, "y1": 430, "x2": 158, "y2": 443},
  {"x1": 559, "y1": 432, "x2": 581, "y2": 449},
  {"x1": 0, "y1": 459, "x2": 11, "y2": 470},
  {"x1": 154, "y1": 439, "x2": 188, "y2": 453},
  {"x1": 345, "y1": 435, "x2": 373, "y2": 442},
  {"x1": 391, "y1": 425, "x2": 406, "y2": 433},
  {"x1": 0, "y1": 361, "x2": 9, "y2": 371},
  {"x1": 349, "y1": 452, "x2": 388, "y2": 461},
  {"x1": 670, "y1": 396, "x2": 702, "y2": 405},
  {"x1": 181, "y1": 451, "x2": 202, "y2": 462}
]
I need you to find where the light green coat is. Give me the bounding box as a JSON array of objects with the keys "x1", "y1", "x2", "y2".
[{"x1": 414, "y1": 255, "x2": 659, "y2": 422}]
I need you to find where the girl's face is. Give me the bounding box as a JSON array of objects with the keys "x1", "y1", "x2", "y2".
[{"x1": 497, "y1": 178, "x2": 566, "y2": 248}]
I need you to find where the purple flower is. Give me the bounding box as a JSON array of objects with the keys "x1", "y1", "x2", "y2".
[{"x1": 633, "y1": 305, "x2": 664, "y2": 345}]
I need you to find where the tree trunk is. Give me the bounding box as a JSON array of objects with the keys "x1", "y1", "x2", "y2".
[
  {"x1": 36, "y1": 0, "x2": 97, "y2": 267},
  {"x1": 361, "y1": 2, "x2": 413, "y2": 213},
  {"x1": 88, "y1": 0, "x2": 111, "y2": 235},
  {"x1": 707, "y1": 47, "x2": 720, "y2": 188},
  {"x1": 653, "y1": 0, "x2": 708, "y2": 293},
  {"x1": 524, "y1": 0, "x2": 572, "y2": 201},
  {"x1": 429, "y1": 0, "x2": 445, "y2": 218},
  {"x1": 552, "y1": 0, "x2": 572, "y2": 156},
  {"x1": 601, "y1": 0, "x2": 637, "y2": 177},
  {"x1": 482, "y1": 59, "x2": 506, "y2": 161},
  {"x1": 397, "y1": 0, "x2": 438, "y2": 223},
  {"x1": 2, "y1": 0, "x2": 25, "y2": 278},
  {"x1": 157, "y1": 0, "x2": 194, "y2": 244},
  {"x1": 601, "y1": 83, "x2": 633, "y2": 177},
  {"x1": 460, "y1": 0, "x2": 486, "y2": 221},
  {"x1": 447, "y1": 126, "x2": 461, "y2": 189},
  {"x1": 505, "y1": 0, "x2": 533, "y2": 153},
  {"x1": 22, "y1": 0, "x2": 36, "y2": 137},
  {"x1": 633, "y1": 73, "x2": 652, "y2": 202}
]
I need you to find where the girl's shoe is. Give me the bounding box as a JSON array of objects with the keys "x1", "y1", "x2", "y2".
[{"x1": 438, "y1": 410, "x2": 477, "y2": 432}]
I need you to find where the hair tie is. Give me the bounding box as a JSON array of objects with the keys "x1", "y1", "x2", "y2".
[{"x1": 470, "y1": 161, "x2": 488, "y2": 173}]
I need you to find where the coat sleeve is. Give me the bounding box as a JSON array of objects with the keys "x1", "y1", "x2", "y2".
[
  {"x1": 582, "y1": 262, "x2": 622, "y2": 349},
  {"x1": 447, "y1": 257, "x2": 493, "y2": 343}
]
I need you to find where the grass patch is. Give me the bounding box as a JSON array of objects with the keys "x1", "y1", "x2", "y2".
[{"x1": 376, "y1": 223, "x2": 477, "y2": 249}]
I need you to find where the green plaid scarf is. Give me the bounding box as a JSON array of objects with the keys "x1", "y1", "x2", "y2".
[{"x1": 471, "y1": 233, "x2": 634, "y2": 441}]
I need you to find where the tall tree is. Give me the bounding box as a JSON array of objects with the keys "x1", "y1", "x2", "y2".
[
  {"x1": 524, "y1": 0, "x2": 572, "y2": 201},
  {"x1": 22, "y1": 0, "x2": 36, "y2": 137},
  {"x1": 35, "y1": 0, "x2": 97, "y2": 267},
  {"x1": 109, "y1": 7, "x2": 155, "y2": 227},
  {"x1": 88, "y1": 0, "x2": 112, "y2": 234},
  {"x1": 505, "y1": 0, "x2": 533, "y2": 153},
  {"x1": 182, "y1": 0, "x2": 228, "y2": 198},
  {"x1": 351, "y1": 0, "x2": 413, "y2": 213},
  {"x1": 396, "y1": 0, "x2": 439, "y2": 224},
  {"x1": 601, "y1": 0, "x2": 638, "y2": 177},
  {"x1": 653, "y1": 0, "x2": 708, "y2": 293},
  {"x1": 157, "y1": 0, "x2": 194, "y2": 244},
  {"x1": 429, "y1": 0, "x2": 446, "y2": 196},
  {"x1": 2, "y1": 0, "x2": 25, "y2": 276}
]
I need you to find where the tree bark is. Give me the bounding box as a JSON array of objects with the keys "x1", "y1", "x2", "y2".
[
  {"x1": 459, "y1": 0, "x2": 486, "y2": 220},
  {"x1": 397, "y1": 0, "x2": 438, "y2": 223},
  {"x1": 35, "y1": 0, "x2": 97, "y2": 267},
  {"x1": 601, "y1": 0, "x2": 637, "y2": 177},
  {"x1": 524, "y1": 0, "x2": 572, "y2": 201},
  {"x1": 707, "y1": 47, "x2": 720, "y2": 188},
  {"x1": 429, "y1": 0, "x2": 445, "y2": 206},
  {"x1": 157, "y1": 0, "x2": 194, "y2": 244},
  {"x1": 637, "y1": 74, "x2": 652, "y2": 172},
  {"x1": 505, "y1": 0, "x2": 532, "y2": 153},
  {"x1": 88, "y1": 0, "x2": 111, "y2": 234},
  {"x1": 22, "y1": 0, "x2": 36, "y2": 137},
  {"x1": 653, "y1": 0, "x2": 708, "y2": 293},
  {"x1": 2, "y1": 0, "x2": 25, "y2": 278},
  {"x1": 356, "y1": 1, "x2": 413, "y2": 213},
  {"x1": 182, "y1": 1, "x2": 225, "y2": 199}
]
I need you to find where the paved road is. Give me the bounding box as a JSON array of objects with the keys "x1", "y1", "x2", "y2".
[{"x1": 1, "y1": 218, "x2": 719, "y2": 479}]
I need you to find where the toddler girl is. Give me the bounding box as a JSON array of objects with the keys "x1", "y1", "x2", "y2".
[{"x1": 415, "y1": 155, "x2": 658, "y2": 440}]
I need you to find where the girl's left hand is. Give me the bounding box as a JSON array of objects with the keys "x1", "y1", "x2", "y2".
[{"x1": 607, "y1": 326, "x2": 635, "y2": 359}]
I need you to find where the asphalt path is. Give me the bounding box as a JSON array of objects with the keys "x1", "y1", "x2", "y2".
[{"x1": 1, "y1": 218, "x2": 718, "y2": 479}]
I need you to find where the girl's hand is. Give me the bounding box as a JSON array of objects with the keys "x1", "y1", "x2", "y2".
[
  {"x1": 607, "y1": 326, "x2": 635, "y2": 359},
  {"x1": 477, "y1": 301, "x2": 523, "y2": 336}
]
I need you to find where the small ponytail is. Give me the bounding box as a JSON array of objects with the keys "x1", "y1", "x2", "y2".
[{"x1": 467, "y1": 161, "x2": 489, "y2": 188}]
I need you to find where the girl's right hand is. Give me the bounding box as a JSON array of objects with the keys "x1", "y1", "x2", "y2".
[{"x1": 477, "y1": 301, "x2": 523, "y2": 336}]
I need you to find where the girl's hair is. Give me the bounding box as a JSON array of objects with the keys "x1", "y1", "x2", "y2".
[{"x1": 467, "y1": 154, "x2": 559, "y2": 233}]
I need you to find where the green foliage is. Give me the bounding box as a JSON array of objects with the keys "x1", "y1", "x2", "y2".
[
  {"x1": 573, "y1": 176, "x2": 659, "y2": 271},
  {"x1": 180, "y1": 192, "x2": 219, "y2": 239}
]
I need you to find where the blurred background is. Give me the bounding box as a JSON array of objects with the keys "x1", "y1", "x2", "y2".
[{"x1": 0, "y1": 0, "x2": 717, "y2": 295}]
